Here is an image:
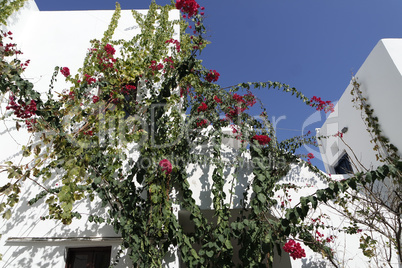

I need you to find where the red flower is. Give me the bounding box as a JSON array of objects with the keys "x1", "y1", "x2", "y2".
[
  {"x1": 92, "y1": 96, "x2": 99, "y2": 103},
  {"x1": 233, "y1": 93, "x2": 244, "y2": 103},
  {"x1": 165, "y1": 39, "x2": 181, "y2": 52},
  {"x1": 176, "y1": 0, "x2": 200, "y2": 18},
  {"x1": 307, "y1": 153, "x2": 314, "y2": 159},
  {"x1": 310, "y1": 96, "x2": 334, "y2": 113},
  {"x1": 251, "y1": 135, "x2": 271, "y2": 145},
  {"x1": 104, "y1": 44, "x2": 116, "y2": 55},
  {"x1": 6, "y1": 96, "x2": 37, "y2": 119},
  {"x1": 159, "y1": 159, "x2": 172, "y2": 175},
  {"x1": 84, "y1": 74, "x2": 96, "y2": 85},
  {"x1": 60, "y1": 67, "x2": 70, "y2": 77},
  {"x1": 283, "y1": 240, "x2": 306, "y2": 260},
  {"x1": 214, "y1": 95, "x2": 222, "y2": 103},
  {"x1": 196, "y1": 119, "x2": 208, "y2": 128},
  {"x1": 205, "y1": 69, "x2": 220, "y2": 83},
  {"x1": 197, "y1": 102, "x2": 208, "y2": 112}
]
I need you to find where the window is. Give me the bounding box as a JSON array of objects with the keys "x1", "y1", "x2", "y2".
[
  {"x1": 334, "y1": 153, "x2": 353, "y2": 174},
  {"x1": 65, "y1": 246, "x2": 111, "y2": 268}
]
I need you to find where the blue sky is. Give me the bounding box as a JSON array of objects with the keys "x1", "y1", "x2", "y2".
[{"x1": 34, "y1": 0, "x2": 402, "y2": 169}]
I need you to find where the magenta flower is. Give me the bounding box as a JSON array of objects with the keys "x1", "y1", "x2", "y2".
[
  {"x1": 197, "y1": 102, "x2": 208, "y2": 112},
  {"x1": 251, "y1": 135, "x2": 271, "y2": 145},
  {"x1": 283, "y1": 239, "x2": 306, "y2": 260},
  {"x1": 60, "y1": 67, "x2": 70, "y2": 77},
  {"x1": 159, "y1": 159, "x2": 172, "y2": 175}
]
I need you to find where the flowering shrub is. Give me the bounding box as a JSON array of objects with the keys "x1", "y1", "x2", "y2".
[
  {"x1": 0, "y1": 1, "x2": 352, "y2": 267},
  {"x1": 283, "y1": 239, "x2": 306, "y2": 260}
]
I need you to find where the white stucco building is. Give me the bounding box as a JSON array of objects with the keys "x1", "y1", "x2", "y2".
[
  {"x1": 317, "y1": 39, "x2": 402, "y2": 174},
  {"x1": 0, "y1": 1, "x2": 401, "y2": 267}
]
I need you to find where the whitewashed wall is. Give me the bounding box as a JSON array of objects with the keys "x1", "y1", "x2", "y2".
[{"x1": 318, "y1": 39, "x2": 402, "y2": 174}]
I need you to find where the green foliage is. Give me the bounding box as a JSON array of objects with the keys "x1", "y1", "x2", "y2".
[{"x1": 0, "y1": 0, "x2": 27, "y2": 25}]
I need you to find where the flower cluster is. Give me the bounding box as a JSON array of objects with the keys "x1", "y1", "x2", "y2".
[
  {"x1": 89, "y1": 43, "x2": 117, "y2": 71},
  {"x1": 60, "y1": 67, "x2": 70, "y2": 77},
  {"x1": 163, "y1": 57, "x2": 175, "y2": 69},
  {"x1": 149, "y1": 60, "x2": 163, "y2": 74},
  {"x1": 6, "y1": 96, "x2": 37, "y2": 119},
  {"x1": 84, "y1": 74, "x2": 96, "y2": 85},
  {"x1": 175, "y1": 0, "x2": 200, "y2": 18},
  {"x1": 251, "y1": 135, "x2": 271, "y2": 145},
  {"x1": 213, "y1": 95, "x2": 222, "y2": 103},
  {"x1": 205, "y1": 69, "x2": 220, "y2": 83},
  {"x1": 121, "y1": 84, "x2": 137, "y2": 95},
  {"x1": 98, "y1": 43, "x2": 117, "y2": 70},
  {"x1": 165, "y1": 38, "x2": 181, "y2": 52},
  {"x1": 159, "y1": 159, "x2": 172, "y2": 175},
  {"x1": 283, "y1": 240, "x2": 306, "y2": 260},
  {"x1": 197, "y1": 102, "x2": 208, "y2": 112},
  {"x1": 310, "y1": 96, "x2": 334, "y2": 113},
  {"x1": 196, "y1": 119, "x2": 208, "y2": 128},
  {"x1": 1, "y1": 31, "x2": 22, "y2": 56},
  {"x1": 20, "y1": 59, "x2": 30, "y2": 71},
  {"x1": 92, "y1": 96, "x2": 99, "y2": 103},
  {"x1": 104, "y1": 43, "x2": 116, "y2": 55},
  {"x1": 225, "y1": 92, "x2": 256, "y2": 121}
]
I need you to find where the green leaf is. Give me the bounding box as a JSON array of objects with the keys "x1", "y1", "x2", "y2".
[
  {"x1": 3, "y1": 209, "x2": 11, "y2": 220},
  {"x1": 257, "y1": 193, "x2": 266, "y2": 203}
]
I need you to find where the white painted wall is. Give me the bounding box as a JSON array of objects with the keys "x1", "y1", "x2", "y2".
[{"x1": 318, "y1": 39, "x2": 402, "y2": 174}]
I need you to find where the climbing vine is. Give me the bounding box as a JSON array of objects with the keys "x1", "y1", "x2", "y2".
[{"x1": 2, "y1": 0, "x2": 400, "y2": 267}]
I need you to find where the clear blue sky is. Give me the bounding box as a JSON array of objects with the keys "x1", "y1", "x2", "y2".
[{"x1": 34, "y1": 0, "x2": 402, "y2": 170}]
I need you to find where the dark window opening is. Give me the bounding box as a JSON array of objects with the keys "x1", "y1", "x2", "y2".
[
  {"x1": 334, "y1": 153, "x2": 353, "y2": 174},
  {"x1": 65, "y1": 246, "x2": 111, "y2": 268}
]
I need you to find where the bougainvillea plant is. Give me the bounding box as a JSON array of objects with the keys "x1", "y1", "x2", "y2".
[{"x1": 3, "y1": 0, "x2": 398, "y2": 267}]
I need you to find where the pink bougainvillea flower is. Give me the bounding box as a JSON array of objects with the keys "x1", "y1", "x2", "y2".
[
  {"x1": 251, "y1": 135, "x2": 271, "y2": 145},
  {"x1": 196, "y1": 119, "x2": 208, "y2": 128},
  {"x1": 104, "y1": 43, "x2": 116, "y2": 55},
  {"x1": 197, "y1": 102, "x2": 208, "y2": 112},
  {"x1": 213, "y1": 95, "x2": 222, "y2": 103},
  {"x1": 176, "y1": 0, "x2": 200, "y2": 18},
  {"x1": 60, "y1": 67, "x2": 70, "y2": 77},
  {"x1": 205, "y1": 69, "x2": 220, "y2": 83},
  {"x1": 159, "y1": 159, "x2": 172, "y2": 175},
  {"x1": 283, "y1": 239, "x2": 306, "y2": 260},
  {"x1": 310, "y1": 96, "x2": 334, "y2": 113}
]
